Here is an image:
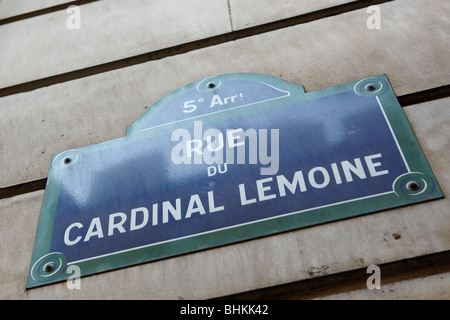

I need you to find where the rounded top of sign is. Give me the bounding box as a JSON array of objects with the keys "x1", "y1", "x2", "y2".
[{"x1": 128, "y1": 73, "x2": 305, "y2": 134}]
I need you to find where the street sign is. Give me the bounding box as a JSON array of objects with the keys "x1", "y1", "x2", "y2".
[{"x1": 27, "y1": 73, "x2": 443, "y2": 288}]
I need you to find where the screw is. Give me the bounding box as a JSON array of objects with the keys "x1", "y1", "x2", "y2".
[
  {"x1": 44, "y1": 262, "x2": 55, "y2": 273},
  {"x1": 366, "y1": 84, "x2": 377, "y2": 91},
  {"x1": 407, "y1": 181, "x2": 420, "y2": 191}
]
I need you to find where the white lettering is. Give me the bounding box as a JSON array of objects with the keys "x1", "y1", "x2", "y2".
[
  {"x1": 208, "y1": 191, "x2": 225, "y2": 213},
  {"x1": 180, "y1": 304, "x2": 215, "y2": 317},
  {"x1": 187, "y1": 140, "x2": 203, "y2": 159},
  {"x1": 204, "y1": 129, "x2": 224, "y2": 165},
  {"x1": 365, "y1": 153, "x2": 389, "y2": 177},
  {"x1": 64, "y1": 222, "x2": 83, "y2": 246},
  {"x1": 171, "y1": 128, "x2": 192, "y2": 164},
  {"x1": 341, "y1": 158, "x2": 367, "y2": 182},
  {"x1": 239, "y1": 183, "x2": 257, "y2": 205},
  {"x1": 367, "y1": 265, "x2": 381, "y2": 289},
  {"x1": 308, "y1": 166, "x2": 330, "y2": 189},
  {"x1": 170, "y1": 121, "x2": 279, "y2": 175},
  {"x1": 207, "y1": 165, "x2": 217, "y2": 177},
  {"x1": 259, "y1": 129, "x2": 279, "y2": 175},
  {"x1": 66, "y1": 5, "x2": 81, "y2": 30},
  {"x1": 185, "y1": 194, "x2": 206, "y2": 218},
  {"x1": 108, "y1": 212, "x2": 127, "y2": 236},
  {"x1": 66, "y1": 265, "x2": 81, "y2": 290},
  {"x1": 277, "y1": 170, "x2": 307, "y2": 196},
  {"x1": 163, "y1": 198, "x2": 181, "y2": 223},
  {"x1": 227, "y1": 128, "x2": 245, "y2": 148},
  {"x1": 331, "y1": 163, "x2": 343, "y2": 184},
  {"x1": 210, "y1": 94, "x2": 224, "y2": 108},
  {"x1": 366, "y1": 5, "x2": 381, "y2": 30},
  {"x1": 257, "y1": 177, "x2": 277, "y2": 201},
  {"x1": 130, "y1": 207, "x2": 149, "y2": 231},
  {"x1": 62, "y1": 152, "x2": 390, "y2": 247},
  {"x1": 183, "y1": 100, "x2": 197, "y2": 113},
  {"x1": 84, "y1": 217, "x2": 104, "y2": 242},
  {"x1": 152, "y1": 203, "x2": 158, "y2": 226}
]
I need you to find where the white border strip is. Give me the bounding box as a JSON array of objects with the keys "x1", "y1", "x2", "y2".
[{"x1": 376, "y1": 96, "x2": 411, "y2": 173}]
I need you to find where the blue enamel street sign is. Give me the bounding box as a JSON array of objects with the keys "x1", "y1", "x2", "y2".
[{"x1": 27, "y1": 73, "x2": 443, "y2": 288}]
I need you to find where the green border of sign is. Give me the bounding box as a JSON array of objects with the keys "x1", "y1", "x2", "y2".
[{"x1": 27, "y1": 74, "x2": 443, "y2": 289}]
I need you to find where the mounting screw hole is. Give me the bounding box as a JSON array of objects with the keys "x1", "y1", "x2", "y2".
[
  {"x1": 366, "y1": 84, "x2": 377, "y2": 92},
  {"x1": 43, "y1": 262, "x2": 55, "y2": 273},
  {"x1": 208, "y1": 83, "x2": 216, "y2": 89},
  {"x1": 63, "y1": 157, "x2": 72, "y2": 165},
  {"x1": 407, "y1": 181, "x2": 420, "y2": 191}
]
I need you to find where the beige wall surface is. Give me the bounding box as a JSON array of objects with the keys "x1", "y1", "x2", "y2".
[
  {"x1": 317, "y1": 272, "x2": 450, "y2": 300},
  {"x1": 0, "y1": 0, "x2": 232, "y2": 88},
  {"x1": 0, "y1": 0, "x2": 449, "y2": 300},
  {"x1": 0, "y1": 0, "x2": 74, "y2": 19},
  {"x1": 229, "y1": 0, "x2": 354, "y2": 30}
]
